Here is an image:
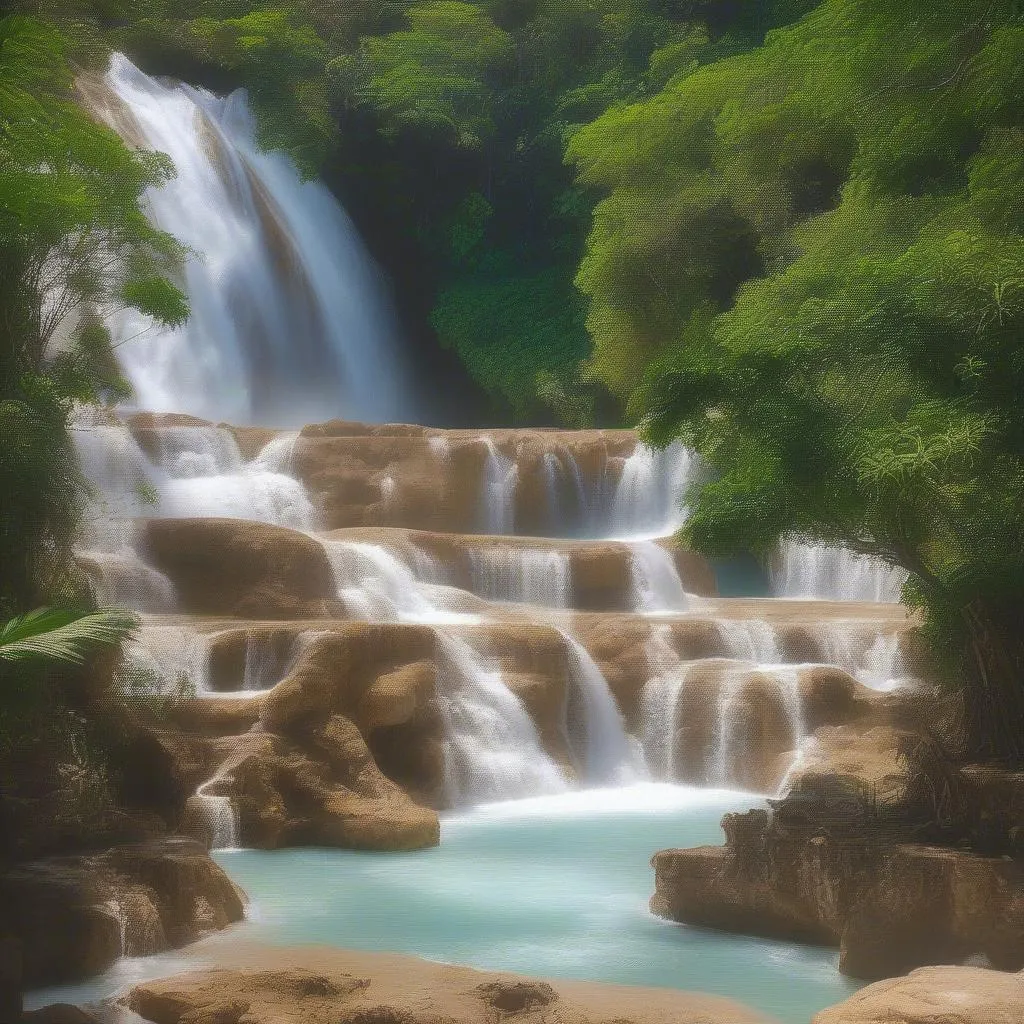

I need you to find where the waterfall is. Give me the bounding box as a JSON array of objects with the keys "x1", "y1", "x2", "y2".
[
  {"x1": 715, "y1": 619, "x2": 782, "y2": 666},
  {"x1": 323, "y1": 540, "x2": 478, "y2": 624},
  {"x1": 813, "y1": 622, "x2": 908, "y2": 691},
  {"x1": 189, "y1": 782, "x2": 240, "y2": 850},
  {"x1": 93, "y1": 53, "x2": 412, "y2": 427},
  {"x1": 121, "y1": 624, "x2": 211, "y2": 696},
  {"x1": 628, "y1": 541, "x2": 689, "y2": 613},
  {"x1": 435, "y1": 635, "x2": 568, "y2": 807},
  {"x1": 640, "y1": 625, "x2": 690, "y2": 780},
  {"x1": 561, "y1": 633, "x2": 647, "y2": 785},
  {"x1": 612, "y1": 441, "x2": 698, "y2": 539},
  {"x1": 479, "y1": 438, "x2": 517, "y2": 535},
  {"x1": 710, "y1": 667, "x2": 747, "y2": 788},
  {"x1": 771, "y1": 539, "x2": 908, "y2": 603},
  {"x1": 468, "y1": 546, "x2": 571, "y2": 608}
]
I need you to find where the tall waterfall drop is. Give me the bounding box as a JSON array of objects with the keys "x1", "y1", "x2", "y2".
[{"x1": 89, "y1": 54, "x2": 413, "y2": 427}]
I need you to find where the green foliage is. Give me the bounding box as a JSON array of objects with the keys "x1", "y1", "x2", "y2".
[
  {"x1": 431, "y1": 261, "x2": 590, "y2": 419},
  {"x1": 0, "y1": 607, "x2": 139, "y2": 666},
  {"x1": 571, "y1": 0, "x2": 1024, "y2": 757},
  {"x1": 357, "y1": 2, "x2": 514, "y2": 151},
  {"x1": 0, "y1": 14, "x2": 187, "y2": 614}
]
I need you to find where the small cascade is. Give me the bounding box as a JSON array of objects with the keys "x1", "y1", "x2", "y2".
[
  {"x1": 155, "y1": 431, "x2": 316, "y2": 530},
  {"x1": 94, "y1": 54, "x2": 413, "y2": 427},
  {"x1": 189, "y1": 781, "x2": 240, "y2": 850},
  {"x1": 812, "y1": 622, "x2": 908, "y2": 691},
  {"x1": 120, "y1": 624, "x2": 211, "y2": 696},
  {"x1": 612, "y1": 441, "x2": 698, "y2": 539},
  {"x1": 155, "y1": 426, "x2": 243, "y2": 477},
  {"x1": 102, "y1": 899, "x2": 128, "y2": 958},
  {"x1": 324, "y1": 540, "x2": 477, "y2": 624},
  {"x1": 771, "y1": 666, "x2": 807, "y2": 795},
  {"x1": 468, "y1": 547, "x2": 571, "y2": 608},
  {"x1": 771, "y1": 539, "x2": 908, "y2": 603},
  {"x1": 628, "y1": 541, "x2": 689, "y2": 613},
  {"x1": 560, "y1": 633, "x2": 647, "y2": 785},
  {"x1": 716, "y1": 619, "x2": 781, "y2": 666},
  {"x1": 710, "y1": 667, "x2": 748, "y2": 788},
  {"x1": 435, "y1": 634, "x2": 568, "y2": 807},
  {"x1": 640, "y1": 625, "x2": 690, "y2": 780},
  {"x1": 479, "y1": 438, "x2": 518, "y2": 535},
  {"x1": 73, "y1": 418, "x2": 318, "y2": 613}
]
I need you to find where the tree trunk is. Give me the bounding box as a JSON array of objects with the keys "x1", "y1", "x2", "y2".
[{"x1": 960, "y1": 598, "x2": 1024, "y2": 763}]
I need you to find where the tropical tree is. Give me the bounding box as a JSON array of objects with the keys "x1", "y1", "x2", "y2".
[
  {"x1": 0, "y1": 14, "x2": 187, "y2": 615},
  {"x1": 0, "y1": 607, "x2": 139, "y2": 666},
  {"x1": 570, "y1": 0, "x2": 1024, "y2": 759}
]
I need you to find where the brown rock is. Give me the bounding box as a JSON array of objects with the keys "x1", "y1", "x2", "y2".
[
  {"x1": 143, "y1": 518, "x2": 343, "y2": 620},
  {"x1": 0, "y1": 839, "x2": 243, "y2": 988},
  {"x1": 839, "y1": 846, "x2": 1024, "y2": 979},
  {"x1": 812, "y1": 965, "x2": 1024, "y2": 1024},
  {"x1": 124, "y1": 949, "x2": 772, "y2": 1024}
]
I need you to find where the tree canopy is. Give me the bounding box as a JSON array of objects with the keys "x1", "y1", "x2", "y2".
[{"x1": 569, "y1": 0, "x2": 1024, "y2": 756}]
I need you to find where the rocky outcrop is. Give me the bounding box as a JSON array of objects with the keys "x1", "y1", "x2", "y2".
[
  {"x1": 651, "y1": 801, "x2": 1024, "y2": 980},
  {"x1": 142, "y1": 519, "x2": 343, "y2": 619},
  {"x1": 194, "y1": 724, "x2": 440, "y2": 851},
  {"x1": 292, "y1": 427, "x2": 637, "y2": 535},
  {"x1": 812, "y1": 965, "x2": 1024, "y2": 1024},
  {"x1": 121, "y1": 948, "x2": 774, "y2": 1024},
  {"x1": 0, "y1": 839, "x2": 244, "y2": 988}
]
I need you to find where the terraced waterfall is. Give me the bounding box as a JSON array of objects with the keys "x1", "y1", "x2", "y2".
[{"x1": 52, "y1": 57, "x2": 925, "y2": 1024}]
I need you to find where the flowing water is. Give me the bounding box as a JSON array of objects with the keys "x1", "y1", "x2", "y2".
[
  {"x1": 56, "y1": 58, "x2": 920, "y2": 1023},
  {"x1": 90, "y1": 55, "x2": 413, "y2": 427}
]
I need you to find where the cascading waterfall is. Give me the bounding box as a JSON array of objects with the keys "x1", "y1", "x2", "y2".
[
  {"x1": 479, "y1": 438, "x2": 518, "y2": 535},
  {"x1": 435, "y1": 634, "x2": 568, "y2": 807},
  {"x1": 121, "y1": 623, "x2": 212, "y2": 696},
  {"x1": 323, "y1": 540, "x2": 478, "y2": 624},
  {"x1": 612, "y1": 441, "x2": 698, "y2": 539},
  {"x1": 92, "y1": 54, "x2": 413, "y2": 427},
  {"x1": 715, "y1": 619, "x2": 782, "y2": 666},
  {"x1": 812, "y1": 622, "x2": 908, "y2": 691},
  {"x1": 188, "y1": 782, "x2": 240, "y2": 851},
  {"x1": 640, "y1": 625, "x2": 691, "y2": 780},
  {"x1": 628, "y1": 541, "x2": 690, "y2": 613},
  {"x1": 771, "y1": 539, "x2": 908, "y2": 603},
  {"x1": 560, "y1": 633, "x2": 647, "y2": 785},
  {"x1": 468, "y1": 547, "x2": 571, "y2": 608}
]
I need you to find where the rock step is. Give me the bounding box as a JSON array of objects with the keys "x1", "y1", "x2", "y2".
[
  {"x1": 121, "y1": 616, "x2": 912, "y2": 830},
  {"x1": 125, "y1": 414, "x2": 644, "y2": 536}
]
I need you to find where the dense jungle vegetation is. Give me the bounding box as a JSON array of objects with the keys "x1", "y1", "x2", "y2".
[{"x1": 1, "y1": 0, "x2": 1022, "y2": 846}]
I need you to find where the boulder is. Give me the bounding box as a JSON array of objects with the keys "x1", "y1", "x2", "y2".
[
  {"x1": 0, "y1": 839, "x2": 244, "y2": 988},
  {"x1": 142, "y1": 518, "x2": 343, "y2": 619},
  {"x1": 813, "y1": 965, "x2": 1024, "y2": 1024}
]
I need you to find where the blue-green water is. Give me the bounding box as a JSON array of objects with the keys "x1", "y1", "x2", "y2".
[
  {"x1": 26, "y1": 786, "x2": 857, "y2": 1022},
  {"x1": 216, "y1": 786, "x2": 856, "y2": 1023}
]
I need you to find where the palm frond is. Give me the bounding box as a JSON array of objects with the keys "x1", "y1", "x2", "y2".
[{"x1": 0, "y1": 607, "x2": 140, "y2": 666}]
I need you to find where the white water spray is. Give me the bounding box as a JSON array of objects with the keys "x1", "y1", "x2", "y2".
[{"x1": 94, "y1": 54, "x2": 413, "y2": 427}]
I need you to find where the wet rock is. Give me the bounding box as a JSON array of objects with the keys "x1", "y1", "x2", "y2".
[
  {"x1": 0, "y1": 839, "x2": 244, "y2": 988},
  {"x1": 21, "y1": 1005, "x2": 101, "y2": 1024}
]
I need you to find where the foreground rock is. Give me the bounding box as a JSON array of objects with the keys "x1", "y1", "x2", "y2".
[
  {"x1": 813, "y1": 965, "x2": 1024, "y2": 1023},
  {"x1": 652, "y1": 800, "x2": 1024, "y2": 980},
  {"x1": 0, "y1": 839, "x2": 244, "y2": 988},
  {"x1": 121, "y1": 947, "x2": 775, "y2": 1024}
]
